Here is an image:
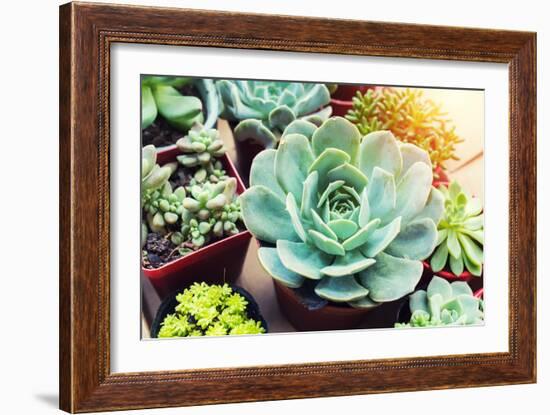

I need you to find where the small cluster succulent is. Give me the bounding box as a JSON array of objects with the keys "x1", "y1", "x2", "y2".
[
  {"x1": 216, "y1": 80, "x2": 332, "y2": 148},
  {"x1": 176, "y1": 126, "x2": 226, "y2": 168},
  {"x1": 142, "y1": 126, "x2": 243, "y2": 264},
  {"x1": 158, "y1": 283, "x2": 266, "y2": 337},
  {"x1": 430, "y1": 181, "x2": 484, "y2": 276},
  {"x1": 142, "y1": 145, "x2": 179, "y2": 244},
  {"x1": 396, "y1": 277, "x2": 484, "y2": 328},
  {"x1": 171, "y1": 179, "x2": 242, "y2": 249},
  {"x1": 241, "y1": 116, "x2": 444, "y2": 307},
  {"x1": 143, "y1": 183, "x2": 186, "y2": 234},
  {"x1": 345, "y1": 88, "x2": 463, "y2": 173},
  {"x1": 141, "y1": 76, "x2": 220, "y2": 132}
]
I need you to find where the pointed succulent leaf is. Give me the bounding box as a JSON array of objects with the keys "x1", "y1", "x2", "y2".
[
  {"x1": 314, "y1": 275, "x2": 369, "y2": 303},
  {"x1": 393, "y1": 162, "x2": 433, "y2": 226},
  {"x1": 398, "y1": 142, "x2": 432, "y2": 178},
  {"x1": 234, "y1": 119, "x2": 278, "y2": 148},
  {"x1": 141, "y1": 85, "x2": 158, "y2": 129},
  {"x1": 321, "y1": 250, "x2": 376, "y2": 277},
  {"x1": 258, "y1": 247, "x2": 305, "y2": 288},
  {"x1": 386, "y1": 218, "x2": 438, "y2": 260},
  {"x1": 276, "y1": 240, "x2": 332, "y2": 280},
  {"x1": 142, "y1": 165, "x2": 172, "y2": 190},
  {"x1": 348, "y1": 296, "x2": 380, "y2": 309},
  {"x1": 283, "y1": 119, "x2": 318, "y2": 140},
  {"x1": 358, "y1": 252, "x2": 422, "y2": 302},
  {"x1": 249, "y1": 149, "x2": 285, "y2": 200},
  {"x1": 446, "y1": 229, "x2": 461, "y2": 259},
  {"x1": 409, "y1": 290, "x2": 429, "y2": 314},
  {"x1": 327, "y1": 219, "x2": 358, "y2": 240},
  {"x1": 462, "y1": 250, "x2": 482, "y2": 276},
  {"x1": 430, "y1": 242, "x2": 449, "y2": 272},
  {"x1": 293, "y1": 83, "x2": 332, "y2": 116},
  {"x1": 359, "y1": 130, "x2": 403, "y2": 179},
  {"x1": 362, "y1": 216, "x2": 401, "y2": 258},
  {"x1": 153, "y1": 85, "x2": 203, "y2": 131},
  {"x1": 311, "y1": 117, "x2": 361, "y2": 162},
  {"x1": 358, "y1": 189, "x2": 370, "y2": 227},
  {"x1": 308, "y1": 230, "x2": 346, "y2": 256},
  {"x1": 286, "y1": 193, "x2": 307, "y2": 242},
  {"x1": 367, "y1": 167, "x2": 396, "y2": 223},
  {"x1": 412, "y1": 187, "x2": 445, "y2": 226},
  {"x1": 465, "y1": 197, "x2": 483, "y2": 217},
  {"x1": 463, "y1": 214, "x2": 484, "y2": 230},
  {"x1": 327, "y1": 163, "x2": 368, "y2": 193},
  {"x1": 141, "y1": 145, "x2": 157, "y2": 178},
  {"x1": 451, "y1": 281, "x2": 473, "y2": 297},
  {"x1": 308, "y1": 149, "x2": 350, "y2": 189},
  {"x1": 275, "y1": 133, "x2": 315, "y2": 204},
  {"x1": 449, "y1": 253, "x2": 464, "y2": 276},
  {"x1": 317, "y1": 180, "x2": 345, "y2": 208},
  {"x1": 310, "y1": 209, "x2": 338, "y2": 240},
  {"x1": 268, "y1": 105, "x2": 296, "y2": 132},
  {"x1": 458, "y1": 233, "x2": 483, "y2": 266},
  {"x1": 342, "y1": 218, "x2": 380, "y2": 251},
  {"x1": 300, "y1": 172, "x2": 319, "y2": 220},
  {"x1": 461, "y1": 228, "x2": 484, "y2": 245},
  {"x1": 240, "y1": 186, "x2": 299, "y2": 243},
  {"x1": 427, "y1": 276, "x2": 453, "y2": 302}
]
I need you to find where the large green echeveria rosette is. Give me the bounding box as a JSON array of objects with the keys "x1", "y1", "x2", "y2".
[
  {"x1": 240, "y1": 117, "x2": 445, "y2": 308},
  {"x1": 216, "y1": 80, "x2": 332, "y2": 148}
]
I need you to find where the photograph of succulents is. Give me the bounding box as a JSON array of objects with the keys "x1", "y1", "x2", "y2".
[{"x1": 140, "y1": 76, "x2": 485, "y2": 338}]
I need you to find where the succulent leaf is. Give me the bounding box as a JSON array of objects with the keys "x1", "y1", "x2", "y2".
[{"x1": 240, "y1": 186, "x2": 299, "y2": 244}]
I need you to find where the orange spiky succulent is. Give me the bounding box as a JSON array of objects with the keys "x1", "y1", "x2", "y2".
[{"x1": 345, "y1": 88, "x2": 463, "y2": 174}]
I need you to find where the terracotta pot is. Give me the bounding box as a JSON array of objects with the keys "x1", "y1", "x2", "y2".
[
  {"x1": 330, "y1": 84, "x2": 373, "y2": 117},
  {"x1": 273, "y1": 281, "x2": 404, "y2": 331},
  {"x1": 142, "y1": 147, "x2": 252, "y2": 299},
  {"x1": 150, "y1": 284, "x2": 268, "y2": 338}
]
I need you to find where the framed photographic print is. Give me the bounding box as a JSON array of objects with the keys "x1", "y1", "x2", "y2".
[{"x1": 59, "y1": 2, "x2": 536, "y2": 412}]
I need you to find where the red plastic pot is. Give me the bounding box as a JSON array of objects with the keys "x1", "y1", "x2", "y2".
[
  {"x1": 330, "y1": 84, "x2": 373, "y2": 117},
  {"x1": 142, "y1": 147, "x2": 252, "y2": 299},
  {"x1": 422, "y1": 261, "x2": 475, "y2": 283},
  {"x1": 432, "y1": 166, "x2": 450, "y2": 188}
]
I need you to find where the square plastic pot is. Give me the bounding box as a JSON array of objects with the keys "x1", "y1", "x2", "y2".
[{"x1": 142, "y1": 146, "x2": 252, "y2": 299}]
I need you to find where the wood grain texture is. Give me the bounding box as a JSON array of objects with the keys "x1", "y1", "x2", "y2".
[{"x1": 59, "y1": 2, "x2": 537, "y2": 412}]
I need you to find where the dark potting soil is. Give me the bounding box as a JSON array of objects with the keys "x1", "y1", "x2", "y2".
[
  {"x1": 142, "y1": 116, "x2": 184, "y2": 147},
  {"x1": 141, "y1": 83, "x2": 202, "y2": 147},
  {"x1": 142, "y1": 165, "x2": 246, "y2": 269}
]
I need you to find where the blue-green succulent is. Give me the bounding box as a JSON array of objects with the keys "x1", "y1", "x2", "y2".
[
  {"x1": 216, "y1": 80, "x2": 332, "y2": 148},
  {"x1": 142, "y1": 76, "x2": 221, "y2": 132},
  {"x1": 240, "y1": 116, "x2": 444, "y2": 307},
  {"x1": 396, "y1": 276, "x2": 484, "y2": 327},
  {"x1": 430, "y1": 181, "x2": 484, "y2": 276}
]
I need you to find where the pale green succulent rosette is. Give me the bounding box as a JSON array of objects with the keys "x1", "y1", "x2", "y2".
[
  {"x1": 430, "y1": 181, "x2": 484, "y2": 276},
  {"x1": 396, "y1": 277, "x2": 484, "y2": 327},
  {"x1": 216, "y1": 80, "x2": 332, "y2": 148},
  {"x1": 240, "y1": 117, "x2": 445, "y2": 307}
]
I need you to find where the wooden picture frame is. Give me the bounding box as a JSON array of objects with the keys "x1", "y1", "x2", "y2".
[{"x1": 59, "y1": 2, "x2": 536, "y2": 412}]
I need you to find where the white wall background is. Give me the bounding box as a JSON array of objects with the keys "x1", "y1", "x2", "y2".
[{"x1": 0, "y1": 0, "x2": 545, "y2": 413}]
